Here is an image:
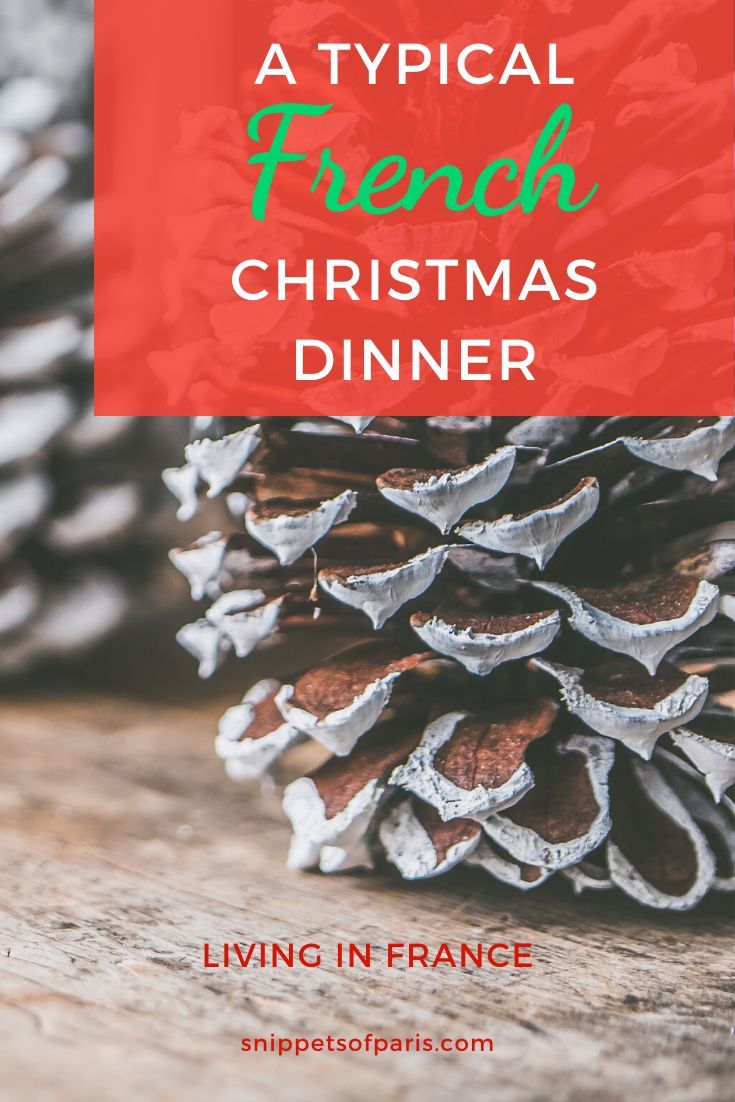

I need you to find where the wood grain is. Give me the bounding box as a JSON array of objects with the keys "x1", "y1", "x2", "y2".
[{"x1": 0, "y1": 693, "x2": 732, "y2": 1101}]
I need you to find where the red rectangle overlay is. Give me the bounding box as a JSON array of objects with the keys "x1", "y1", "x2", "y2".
[{"x1": 95, "y1": 0, "x2": 734, "y2": 416}]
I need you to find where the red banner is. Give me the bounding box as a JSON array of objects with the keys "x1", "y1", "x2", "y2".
[{"x1": 95, "y1": 0, "x2": 734, "y2": 415}]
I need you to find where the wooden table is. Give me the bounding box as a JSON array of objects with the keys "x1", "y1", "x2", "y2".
[{"x1": 1, "y1": 690, "x2": 732, "y2": 1101}]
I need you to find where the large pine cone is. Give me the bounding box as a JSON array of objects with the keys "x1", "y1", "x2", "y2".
[
  {"x1": 170, "y1": 417, "x2": 735, "y2": 911},
  {"x1": 0, "y1": 7, "x2": 183, "y2": 674}
]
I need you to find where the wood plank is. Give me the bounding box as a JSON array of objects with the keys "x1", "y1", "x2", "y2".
[{"x1": 0, "y1": 694, "x2": 732, "y2": 1101}]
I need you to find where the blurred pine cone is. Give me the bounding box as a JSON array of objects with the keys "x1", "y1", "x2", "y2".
[
  {"x1": 0, "y1": 4, "x2": 184, "y2": 674},
  {"x1": 170, "y1": 415, "x2": 734, "y2": 911}
]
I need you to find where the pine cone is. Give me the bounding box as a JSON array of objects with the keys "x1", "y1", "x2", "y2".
[
  {"x1": 170, "y1": 417, "x2": 734, "y2": 911},
  {"x1": 0, "y1": 8, "x2": 183, "y2": 674},
  {"x1": 0, "y1": 1, "x2": 92, "y2": 100}
]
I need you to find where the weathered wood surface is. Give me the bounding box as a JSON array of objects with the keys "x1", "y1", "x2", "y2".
[{"x1": 1, "y1": 692, "x2": 732, "y2": 1102}]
